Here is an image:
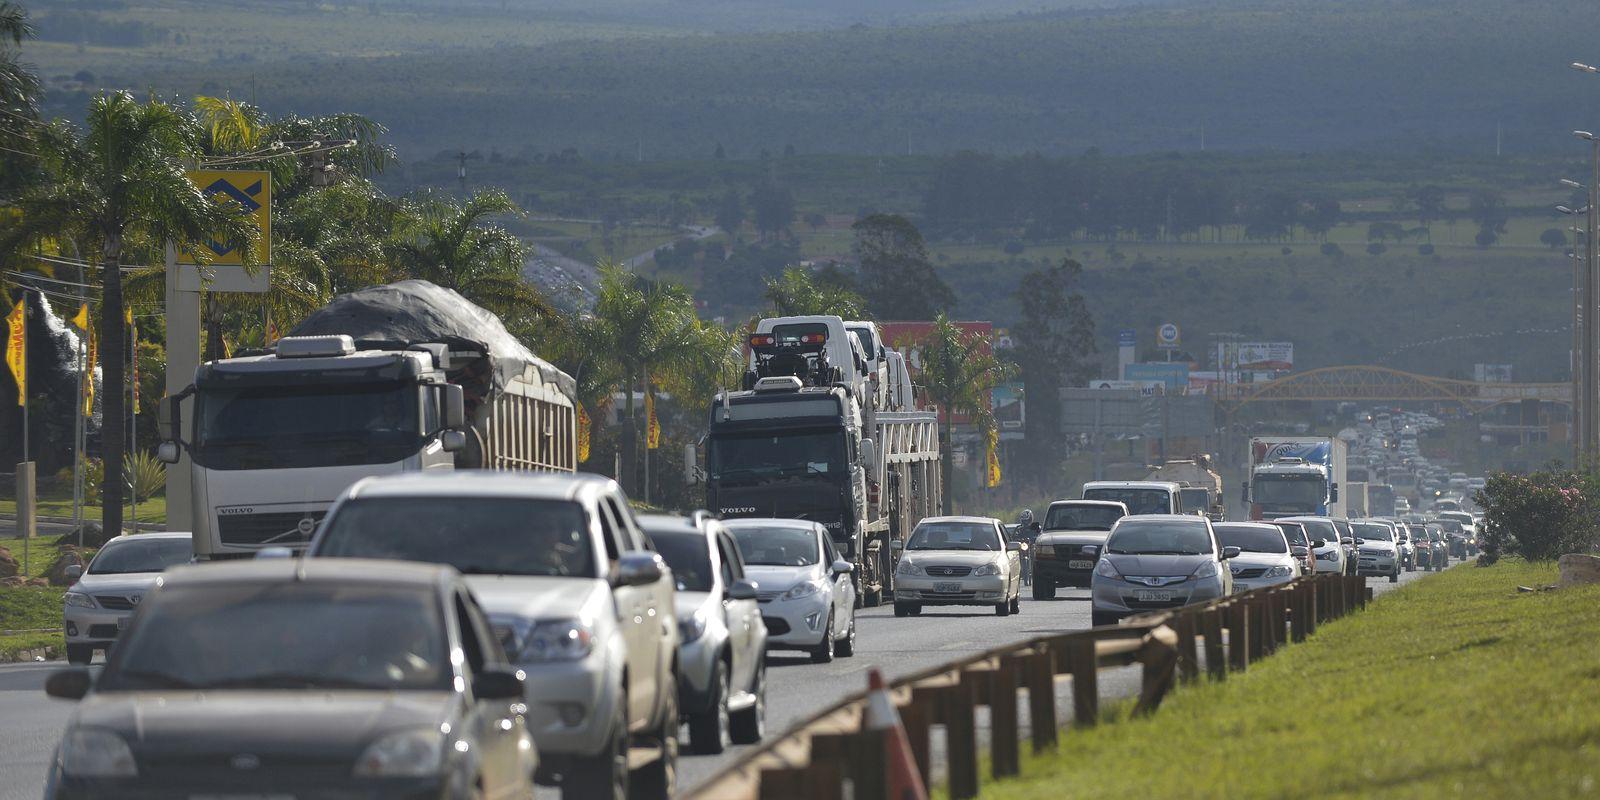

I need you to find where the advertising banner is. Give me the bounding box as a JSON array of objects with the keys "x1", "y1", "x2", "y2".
[{"x1": 1218, "y1": 341, "x2": 1294, "y2": 372}]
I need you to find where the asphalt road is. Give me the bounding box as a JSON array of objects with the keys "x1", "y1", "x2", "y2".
[{"x1": 0, "y1": 564, "x2": 1442, "y2": 800}]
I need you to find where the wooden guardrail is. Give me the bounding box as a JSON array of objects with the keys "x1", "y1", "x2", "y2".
[{"x1": 689, "y1": 572, "x2": 1371, "y2": 800}]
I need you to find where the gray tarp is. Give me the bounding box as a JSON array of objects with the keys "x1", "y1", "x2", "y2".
[{"x1": 289, "y1": 279, "x2": 575, "y2": 398}]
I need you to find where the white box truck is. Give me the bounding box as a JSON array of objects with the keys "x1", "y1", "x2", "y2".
[{"x1": 1245, "y1": 436, "x2": 1347, "y2": 520}]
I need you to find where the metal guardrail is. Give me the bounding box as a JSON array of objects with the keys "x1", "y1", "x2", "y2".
[{"x1": 689, "y1": 572, "x2": 1371, "y2": 800}]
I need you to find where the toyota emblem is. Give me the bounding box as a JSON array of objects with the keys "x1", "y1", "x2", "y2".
[
  {"x1": 129, "y1": 594, "x2": 141, "y2": 605},
  {"x1": 229, "y1": 753, "x2": 261, "y2": 771}
]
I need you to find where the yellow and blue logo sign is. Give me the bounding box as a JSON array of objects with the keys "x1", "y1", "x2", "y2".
[{"x1": 178, "y1": 170, "x2": 271, "y2": 267}]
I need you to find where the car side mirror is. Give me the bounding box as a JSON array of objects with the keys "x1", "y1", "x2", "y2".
[
  {"x1": 442, "y1": 384, "x2": 466, "y2": 430},
  {"x1": 156, "y1": 440, "x2": 180, "y2": 465},
  {"x1": 727, "y1": 579, "x2": 759, "y2": 601},
  {"x1": 1311, "y1": 540, "x2": 1326, "y2": 549},
  {"x1": 45, "y1": 668, "x2": 92, "y2": 701},
  {"x1": 831, "y1": 559, "x2": 854, "y2": 575},
  {"x1": 440, "y1": 429, "x2": 468, "y2": 453},
  {"x1": 1221, "y1": 546, "x2": 1241, "y2": 560},
  {"x1": 64, "y1": 564, "x2": 82, "y2": 581},
  {"x1": 1291, "y1": 546, "x2": 1310, "y2": 557},
  {"x1": 1355, "y1": 538, "x2": 1366, "y2": 545},
  {"x1": 1005, "y1": 541, "x2": 1021, "y2": 552},
  {"x1": 472, "y1": 667, "x2": 524, "y2": 701},
  {"x1": 616, "y1": 552, "x2": 665, "y2": 587},
  {"x1": 1340, "y1": 537, "x2": 1354, "y2": 546},
  {"x1": 890, "y1": 539, "x2": 904, "y2": 554}
]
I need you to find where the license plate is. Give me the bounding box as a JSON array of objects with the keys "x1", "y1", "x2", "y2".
[
  {"x1": 1068, "y1": 560, "x2": 1094, "y2": 570},
  {"x1": 933, "y1": 582, "x2": 963, "y2": 593},
  {"x1": 1134, "y1": 590, "x2": 1174, "y2": 602}
]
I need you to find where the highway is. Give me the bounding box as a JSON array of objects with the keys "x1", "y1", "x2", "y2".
[{"x1": 0, "y1": 567, "x2": 1438, "y2": 800}]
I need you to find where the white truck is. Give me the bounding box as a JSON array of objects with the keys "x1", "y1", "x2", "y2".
[
  {"x1": 158, "y1": 280, "x2": 578, "y2": 559},
  {"x1": 1245, "y1": 436, "x2": 1348, "y2": 521},
  {"x1": 708, "y1": 320, "x2": 941, "y2": 605}
]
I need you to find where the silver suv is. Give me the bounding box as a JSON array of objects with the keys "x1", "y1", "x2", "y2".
[
  {"x1": 307, "y1": 471, "x2": 679, "y2": 800},
  {"x1": 639, "y1": 513, "x2": 768, "y2": 755}
]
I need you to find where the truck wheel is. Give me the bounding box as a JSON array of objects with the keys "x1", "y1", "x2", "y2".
[
  {"x1": 565, "y1": 701, "x2": 628, "y2": 800},
  {"x1": 687, "y1": 662, "x2": 730, "y2": 755},
  {"x1": 1032, "y1": 578, "x2": 1056, "y2": 601},
  {"x1": 729, "y1": 659, "x2": 766, "y2": 745},
  {"x1": 629, "y1": 686, "x2": 677, "y2": 800},
  {"x1": 66, "y1": 644, "x2": 94, "y2": 665},
  {"x1": 810, "y1": 613, "x2": 836, "y2": 663}
]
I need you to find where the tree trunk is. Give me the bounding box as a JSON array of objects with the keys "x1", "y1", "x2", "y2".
[
  {"x1": 621, "y1": 368, "x2": 637, "y2": 496},
  {"x1": 100, "y1": 242, "x2": 125, "y2": 537}
]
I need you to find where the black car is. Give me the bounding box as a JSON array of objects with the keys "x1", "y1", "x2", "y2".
[{"x1": 42, "y1": 559, "x2": 536, "y2": 800}]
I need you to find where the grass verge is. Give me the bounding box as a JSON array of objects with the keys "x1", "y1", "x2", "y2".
[
  {"x1": 0, "y1": 535, "x2": 96, "y2": 662},
  {"x1": 0, "y1": 494, "x2": 166, "y2": 524},
  {"x1": 976, "y1": 560, "x2": 1600, "y2": 799}
]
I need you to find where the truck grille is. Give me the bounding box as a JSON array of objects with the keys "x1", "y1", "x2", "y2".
[{"x1": 216, "y1": 511, "x2": 325, "y2": 547}]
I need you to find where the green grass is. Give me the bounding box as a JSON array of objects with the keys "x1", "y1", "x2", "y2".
[
  {"x1": 0, "y1": 494, "x2": 166, "y2": 525},
  {"x1": 0, "y1": 535, "x2": 97, "y2": 661},
  {"x1": 974, "y1": 560, "x2": 1600, "y2": 800}
]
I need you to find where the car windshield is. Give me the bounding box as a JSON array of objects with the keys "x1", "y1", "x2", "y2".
[
  {"x1": 1288, "y1": 519, "x2": 1338, "y2": 544},
  {"x1": 1438, "y1": 520, "x2": 1463, "y2": 533},
  {"x1": 314, "y1": 498, "x2": 595, "y2": 578},
  {"x1": 1106, "y1": 520, "x2": 1212, "y2": 556},
  {"x1": 87, "y1": 537, "x2": 192, "y2": 575},
  {"x1": 907, "y1": 521, "x2": 1001, "y2": 551},
  {"x1": 1272, "y1": 523, "x2": 1309, "y2": 546},
  {"x1": 100, "y1": 582, "x2": 449, "y2": 692},
  {"x1": 1215, "y1": 524, "x2": 1288, "y2": 553},
  {"x1": 1044, "y1": 505, "x2": 1124, "y2": 531},
  {"x1": 650, "y1": 531, "x2": 714, "y2": 592},
  {"x1": 1355, "y1": 523, "x2": 1393, "y2": 541},
  {"x1": 729, "y1": 526, "x2": 820, "y2": 567},
  {"x1": 1083, "y1": 488, "x2": 1172, "y2": 515}
]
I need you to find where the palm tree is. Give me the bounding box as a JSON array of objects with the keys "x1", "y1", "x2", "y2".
[
  {"x1": 1, "y1": 91, "x2": 257, "y2": 538},
  {"x1": 762, "y1": 265, "x2": 865, "y2": 318},
  {"x1": 385, "y1": 189, "x2": 553, "y2": 327},
  {"x1": 915, "y1": 315, "x2": 1016, "y2": 509},
  {"x1": 0, "y1": 1, "x2": 39, "y2": 210},
  {"x1": 576, "y1": 263, "x2": 724, "y2": 497}
]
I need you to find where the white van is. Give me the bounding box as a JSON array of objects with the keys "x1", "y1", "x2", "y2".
[
  {"x1": 749, "y1": 315, "x2": 870, "y2": 400},
  {"x1": 1081, "y1": 481, "x2": 1185, "y2": 516}
]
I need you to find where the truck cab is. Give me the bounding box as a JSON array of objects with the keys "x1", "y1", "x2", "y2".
[
  {"x1": 1248, "y1": 457, "x2": 1335, "y2": 520},
  {"x1": 1081, "y1": 481, "x2": 1184, "y2": 516}
]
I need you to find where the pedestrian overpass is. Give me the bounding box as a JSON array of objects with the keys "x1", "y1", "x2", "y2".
[{"x1": 1218, "y1": 365, "x2": 1571, "y2": 410}]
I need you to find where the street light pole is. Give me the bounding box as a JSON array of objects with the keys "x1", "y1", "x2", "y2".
[
  {"x1": 1559, "y1": 199, "x2": 1587, "y2": 464},
  {"x1": 1575, "y1": 132, "x2": 1600, "y2": 468}
]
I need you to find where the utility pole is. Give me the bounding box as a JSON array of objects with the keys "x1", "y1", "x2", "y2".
[{"x1": 1587, "y1": 135, "x2": 1599, "y2": 467}]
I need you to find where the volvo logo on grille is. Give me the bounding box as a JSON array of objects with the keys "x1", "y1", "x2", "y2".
[
  {"x1": 721, "y1": 507, "x2": 757, "y2": 514},
  {"x1": 295, "y1": 517, "x2": 317, "y2": 537},
  {"x1": 229, "y1": 753, "x2": 261, "y2": 771}
]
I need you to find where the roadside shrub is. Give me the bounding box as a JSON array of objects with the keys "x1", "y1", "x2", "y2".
[
  {"x1": 1475, "y1": 469, "x2": 1600, "y2": 563},
  {"x1": 1320, "y1": 242, "x2": 1343, "y2": 258}
]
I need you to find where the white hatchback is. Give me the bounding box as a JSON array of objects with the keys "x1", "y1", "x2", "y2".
[{"x1": 724, "y1": 519, "x2": 858, "y2": 663}]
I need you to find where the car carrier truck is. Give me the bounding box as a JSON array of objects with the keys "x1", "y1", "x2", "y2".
[
  {"x1": 705, "y1": 324, "x2": 941, "y2": 606},
  {"x1": 158, "y1": 280, "x2": 577, "y2": 559}
]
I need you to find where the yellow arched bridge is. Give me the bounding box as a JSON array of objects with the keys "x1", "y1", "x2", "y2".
[{"x1": 1218, "y1": 365, "x2": 1572, "y2": 409}]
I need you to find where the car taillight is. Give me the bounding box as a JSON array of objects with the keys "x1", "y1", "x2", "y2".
[{"x1": 748, "y1": 334, "x2": 775, "y2": 347}]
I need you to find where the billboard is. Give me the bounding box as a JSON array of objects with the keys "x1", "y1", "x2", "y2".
[
  {"x1": 880, "y1": 320, "x2": 994, "y2": 425},
  {"x1": 991, "y1": 381, "x2": 1025, "y2": 432},
  {"x1": 1474, "y1": 364, "x2": 1513, "y2": 383},
  {"x1": 1123, "y1": 362, "x2": 1190, "y2": 392},
  {"x1": 1217, "y1": 341, "x2": 1294, "y2": 372}
]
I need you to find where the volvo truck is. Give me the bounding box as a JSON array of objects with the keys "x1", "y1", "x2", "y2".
[
  {"x1": 1245, "y1": 436, "x2": 1347, "y2": 520},
  {"x1": 158, "y1": 280, "x2": 577, "y2": 559}
]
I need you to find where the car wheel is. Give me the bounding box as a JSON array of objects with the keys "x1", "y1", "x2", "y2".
[
  {"x1": 836, "y1": 611, "x2": 857, "y2": 657},
  {"x1": 810, "y1": 612, "x2": 836, "y2": 663},
  {"x1": 893, "y1": 602, "x2": 912, "y2": 618},
  {"x1": 1389, "y1": 567, "x2": 1399, "y2": 583},
  {"x1": 1009, "y1": 594, "x2": 1021, "y2": 614},
  {"x1": 907, "y1": 603, "x2": 922, "y2": 616},
  {"x1": 729, "y1": 657, "x2": 766, "y2": 745},
  {"x1": 564, "y1": 698, "x2": 628, "y2": 800},
  {"x1": 1032, "y1": 578, "x2": 1055, "y2": 601},
  {"x1": 1091, "y1": 610, "x2": 1120, "y2": 627},
  {"x1": 629, "y1": 683, "x2": 677, "y2": 800},
  {"x1": 994, "y1": 600, "x2": 1010, "y2": 617},
  {"x1": 687, "y1": 661, "x2": 731, "y2": 755},
  {"x1": 66, "y1": 644, "x2": 94, "y2": 665}
]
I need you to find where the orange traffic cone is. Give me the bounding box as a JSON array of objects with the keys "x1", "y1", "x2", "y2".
[{"x1": 864, "y1": 668, "x2": 929, "y2": 800}]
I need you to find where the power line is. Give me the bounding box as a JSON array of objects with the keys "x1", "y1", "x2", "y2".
[{"x1": 0, "y1": 142, "x2": 39, "y2": 158}]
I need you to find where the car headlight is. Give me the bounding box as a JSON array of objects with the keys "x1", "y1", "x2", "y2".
[
  {"x1": 60, "y1": 728, "x2": 137, "y2": 777},
  {"x1": 64, "y1": 592, "x2": 96, "y2": 609},
  {"x1": 353, "y1": 727, "x2": 444, "y2": 777},
  {"x1": 1191, "y1": 560, "x2": 1220, "y2": 580},
  {"x1": 1315, "y1": 550, "x2": 1338, "y2": 561},
  {"x1": 1094, "y1": 559, "x2": 1120, "y2": 579},
  {"x1": 896, "y1": 559, "x2": 924, "y2": 576},
  {"x1": 1034, "y1": 544, "x2": 1054, "y2": 557},
  {"x1": 513, "y1": 619, "x2": 594, "y2": 663},
  {"x1": 781, "y1": 580, "x2": 824, "y2": 601},
  {"x1": 973, "y1": 560, "x2": 1003, "y2": 577},
  {"x1": 679, "y1": 610, "x2": 708, "y2": 643},
  {"x1": 1264, "y1": 565, "x2": 1293, "y2": 578}
]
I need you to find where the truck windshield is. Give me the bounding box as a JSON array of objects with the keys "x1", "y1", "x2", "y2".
[
  {"x1": 313, "y1": 497, "x2": 595, "y2": 578},
  {"x1": 1180, "y1": 488, "x2": 1210, "y2": 511},
  {"x1": 1083, "y1": 488, "x2": 1172, "y2": 515},
  {"x1": 1044, "y1": 505, "x2": 1123, "y2": 531},
  {"x1": 194, "y1": 382, "x2": 424, "y2": 470},
  {"x1": 1252, "y1": 476, "x2": 1325, "y2": 507},
  {"x1": 710, "y1": 429, "x2": 845, "y2": 485}
]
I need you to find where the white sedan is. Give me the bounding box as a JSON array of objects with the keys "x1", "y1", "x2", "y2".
[
  {"x1": 892, "y1": 516, "x2": 1023, "y2": 617},
  {"x1": 1213, "y1": 522, "x2": 1300, "y2": 591},
  {"x1": 724, "y1": 518, "x2": 857, "y2": 663}
]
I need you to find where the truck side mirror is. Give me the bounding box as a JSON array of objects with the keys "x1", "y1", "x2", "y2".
[
  {"x1": 156, "y1": 441, "x2": 180, "y2": 464},
  {"x1": 442, "y1": 384, "x2": 466, "y2": 429},
  {"x1": 157, "y1": 394, "x2": 184, "y2": 463},
  {"x1": 684, "y1": 443, "x2": 701, "y2": 486},
  {"x1": 1330, "y1": 484, "x2": 1340, "y2": 502},
  {"x1": 861, "y1": 438, "x2": 878, "y2": 475},
  {"x1": 440, "y1": 430, "x2": 467, "y2": 452}
]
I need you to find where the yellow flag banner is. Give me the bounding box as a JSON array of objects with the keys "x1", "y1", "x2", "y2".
[
  {"x1": 83, "y1": 327, "x2": 97, "y2": 417},
  {"x1": 4, "y1": 298, "x2": 23, "y2": 407},
  {"x1": 577, "y1": 404, "x2": 592, "y2": 463},
  {"x1": 646, "y1": 389, "x2": 661, "y2": 450},
  {"x1": 124, "y1": 307, "x2": 133, "y2": 326},
  {"x1": 985, "y1": 426, "x2": 1001, "y2": 488},
  {"x1": 71, "y1": 303, "x2": 89, "y2": 330}
]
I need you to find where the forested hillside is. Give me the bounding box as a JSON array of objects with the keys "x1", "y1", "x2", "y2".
[{"x1": 28, "y1": 0, "x2": 1597, "y2": 159}]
